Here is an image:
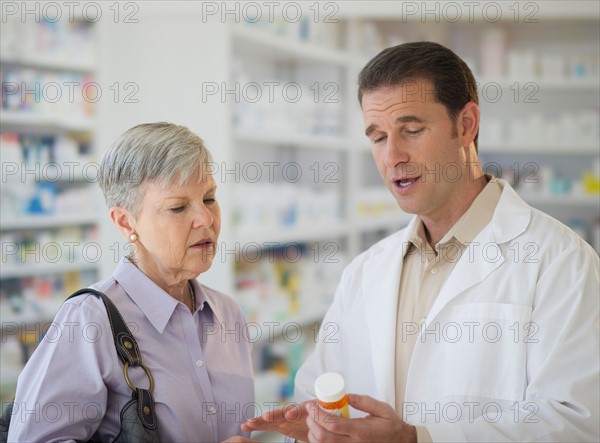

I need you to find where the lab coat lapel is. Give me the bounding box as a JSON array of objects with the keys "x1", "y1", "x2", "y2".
[
  {"x1": 424, "y1": 226, "x2": 504, "y2": 326},
  {"x1": 424, "y1": 181, "x2": 531, "y2": 326},
  {"x1": 363, "y1": 218, "x2": 417, "y2": 408}
]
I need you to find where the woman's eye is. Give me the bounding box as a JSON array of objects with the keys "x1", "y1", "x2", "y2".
[
  {"x1": 204, "y1": 198, "x2": 216, "y2": 204},
  {"x1": 170, "y1": 206, "x2": 186, "y2": 213}
]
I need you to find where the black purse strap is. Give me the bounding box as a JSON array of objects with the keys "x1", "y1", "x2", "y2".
[{"x1": 67, "y1": 289, "x2": 157, "y2": 431}]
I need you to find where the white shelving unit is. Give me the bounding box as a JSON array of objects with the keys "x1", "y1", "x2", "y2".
[
  {"x1": 228, "y1": 21, "x2": 348, "y2": 340},
  {"x1": 234, "y1": 128, "x2": 350, "y2": 151},
  {"x1": 523, "y1": 195, "x2": 600, "y2": 207},
  {"x1": 0, "y1": 261, "x2": 99, "y2": 280},
  {"x1": 0, "y1": 110, "x2": 95, "y2": 133},
  {"x1": 483, "y1": 143, "x2": 600, "y2": 155},
  {"x1": 234, "y1": 222, "x2": 352, "y2": 245},
  {"x1": 231, "y1": 25, "x2": 350, "y2": 66},
  {"x1": 477, "y1": 76, "x2": 600, "y2": 90},
  {"x1": 0, "y1": 54, "x2": 96, "y2": 73},
  {"x1": 2, "y1": 213, "x2": 97, "y2": 230},
  {"x1": 0, "y1": 18, "x2": 100, "y2": 401}
]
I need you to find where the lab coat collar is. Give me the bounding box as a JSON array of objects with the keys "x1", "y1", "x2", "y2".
[{"x1": 490, "y1": 179, "x2": 531, "y2": 244}]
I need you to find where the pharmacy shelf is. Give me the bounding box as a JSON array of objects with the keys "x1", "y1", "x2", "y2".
[
  {"x1": 234, "y1": 222, "x2": 350, "y2": 245},
  {"x1": 1, "y1": 260, "x2": 98, "y2": 279},
  {"x1": 523, "y1": 194, "x2": 600, "y2": 207},
  {"x1": 337, "y1": 1, "x2": 599, "y2": 21},
  {"x1": 234, "y1": 128, "x2": 349, "y2": 151},
  {"x1": 250, "y1": 303, "x2": 331, "y2": 344},
  {"x1": 481, "y1": 143, "x2": 600, "y2": 155},
  {"x1": 0, "y1": 15, "x2": 101, "y2": 404},
  {"x1": 0, "y1": 111, "x2": 94, "y2": 133},
  {"x1": 0, "y1": 54, "x2": 96, "y2": 73},
  {"x1": 232, "y1": 25, "x2": 349, "y2": 66},
  {"x1": 0, "y1": 368, "x2": 20, "y2": 397},
  {"x1": 27, "y1": 162, "x2": 98, "y2": 183},
  {"x1": 1, "y1": 213, "x2": 97, "y2": 230},
  {"x1": 0, "y1": 298, "x2": 65, "y2": 329},
  {"x1": 355, "y1": 212, "x2": 414, "y2": 231},
  {"x1": 1, "y1": 368, "x2": 20, "y2": 384},
  {"x1": 477, "y1": 77, "x2": 600, "y2": 90},
  {"x1": 0, "y1": 162, "x2": 98, "y2": 184}
]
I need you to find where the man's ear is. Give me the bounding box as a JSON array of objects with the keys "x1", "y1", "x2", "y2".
[
  {"x1": 109, "y1": 206, "x2": 136, "y2": 241},
  {"x1": 458, "y1": 101, "x2": 480, "y2": 148}
]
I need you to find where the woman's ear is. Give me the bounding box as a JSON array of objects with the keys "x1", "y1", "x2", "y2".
[
  {"x1": 459, "y1": 101, "x2": 480, "y2": 149},
  {"x1": 109, "y1": 207, "x2": 136, "y2": 241}
]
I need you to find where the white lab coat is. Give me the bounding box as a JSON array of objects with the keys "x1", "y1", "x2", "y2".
[{"x1": 294, "y1": 180, "x2": 599, "y2": 442}]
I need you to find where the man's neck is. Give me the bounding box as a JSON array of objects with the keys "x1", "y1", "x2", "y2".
[{"x1": 421, "y1": 175, "x2": 489, "y2": 248}]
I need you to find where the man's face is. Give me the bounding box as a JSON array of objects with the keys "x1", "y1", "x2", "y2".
[{"x1": 362, "y1": 79, "x2": 469, "y2": 222}]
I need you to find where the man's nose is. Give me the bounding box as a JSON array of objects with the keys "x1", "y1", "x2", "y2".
[{"x1": 383, "y1": 133, "x2": 409, "y2": 170}]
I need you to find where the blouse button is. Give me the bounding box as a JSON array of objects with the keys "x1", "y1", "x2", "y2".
[{"x1": 195, "y1": 360, "x2": 204, "y2": 368}]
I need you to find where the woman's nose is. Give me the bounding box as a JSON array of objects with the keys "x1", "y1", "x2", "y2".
[{"x1": 192, "y1": 204, "x2": 213, "y2": 229}]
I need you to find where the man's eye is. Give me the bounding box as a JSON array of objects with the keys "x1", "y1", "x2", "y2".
[
  {"x1": 171, "y1": 206, "x2": 186, "y2": 213},
  {"x1": 204, "y1": 198, "x2": 216, "y2": 204},
  {"x1": 406, "y1": 128, "x2": 424, "y2": 135},
  {"x1": 373, "y1": 136, "x2": 387, "y2": 144}
]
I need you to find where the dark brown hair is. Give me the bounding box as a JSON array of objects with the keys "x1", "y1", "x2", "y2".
[{"x1": 358, "y1": 41, "x2": 479, "y2": 150}]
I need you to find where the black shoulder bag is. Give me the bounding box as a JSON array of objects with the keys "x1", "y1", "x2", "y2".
[{"x1": 0, "y1": 288, "x2": 160, "y2": 442}]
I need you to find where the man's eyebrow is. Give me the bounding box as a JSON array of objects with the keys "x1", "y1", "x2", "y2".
[
  {"x1": 365, "y1": 115, "x2": 425, "y2": 137},
  {"x1": 365, "y1": 124, "x2": 377, "y2": 137},
  {"x1": 396, "y1": 115, "x2": 424, "y2": 124}
]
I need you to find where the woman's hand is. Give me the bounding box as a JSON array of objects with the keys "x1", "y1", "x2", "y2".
[
  {"x1": 242, "y1": 401, "x2": 310, "y2": 441},
  {"x1": 222, "y1": 437, "x2": 258, "y2": 443}
]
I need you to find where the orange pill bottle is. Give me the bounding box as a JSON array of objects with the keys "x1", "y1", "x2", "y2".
[{"x1": 314, "y1": 372, "x2": 350, "y2": 418}]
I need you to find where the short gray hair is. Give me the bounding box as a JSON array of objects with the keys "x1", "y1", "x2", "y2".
[{"x1": 99, "y1": 122, "x2": 213, "y2": 214}]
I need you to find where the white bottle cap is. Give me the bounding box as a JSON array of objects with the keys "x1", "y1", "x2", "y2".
[{"x1": 315, "y1": 372, "x2": 346, "y2": 403}]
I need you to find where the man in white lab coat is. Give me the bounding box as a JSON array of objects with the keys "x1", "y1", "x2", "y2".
[{"x1": 240, "y1": 42, "x2": 600, "y2": 442}]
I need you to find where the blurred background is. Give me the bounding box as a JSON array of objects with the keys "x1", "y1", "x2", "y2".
[{"x1": 1, "y1": 0, "x2": 599, "y2": 429}]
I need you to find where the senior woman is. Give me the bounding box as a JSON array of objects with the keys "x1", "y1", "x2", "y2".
[{"x1": 7, "y1": 123, "x2": 254, "y2": 442}]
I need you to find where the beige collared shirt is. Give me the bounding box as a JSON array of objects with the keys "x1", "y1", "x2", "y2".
[{"x1": 394, "y1": 177, "x2": 503, "y2": 441}]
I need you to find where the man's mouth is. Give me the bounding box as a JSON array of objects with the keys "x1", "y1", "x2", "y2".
[{"x1": 394, "y1": 177, "x2": 420, "y2": 188}]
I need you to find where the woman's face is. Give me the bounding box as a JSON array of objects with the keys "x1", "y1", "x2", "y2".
[{"x1": 129, "y1": 173, "x2": 221, "y2": 289}]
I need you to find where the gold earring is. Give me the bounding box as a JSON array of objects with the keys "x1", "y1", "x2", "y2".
[{"x1": 129, "y1": 233, "x2": 138, "y2": 242}]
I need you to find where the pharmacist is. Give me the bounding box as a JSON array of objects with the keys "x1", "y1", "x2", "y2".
[{"x1": 241, "y1": 42, "x2": 600, "y2": 442}]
